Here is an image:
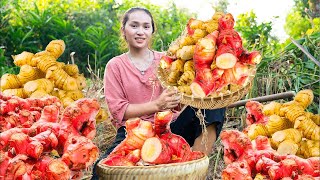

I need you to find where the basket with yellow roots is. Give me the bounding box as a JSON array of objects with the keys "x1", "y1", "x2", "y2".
[{"x1": 157, "y1": 12, "x2": 261, "y2": 109}]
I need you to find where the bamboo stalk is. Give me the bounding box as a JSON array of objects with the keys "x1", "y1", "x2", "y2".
[
  {"x1": 290, "y1": 37, "x2": 320, "y2": 67},
  {"x1": 227, "y1": 91, "x2": 296, "y2": 108}
]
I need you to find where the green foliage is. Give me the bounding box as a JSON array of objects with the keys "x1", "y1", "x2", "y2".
[
  {"x1": 234, "y1": 10, "x2": 279, "y2": 54},
  {"x1": 284, "y1": 11, "x2": 312, "y2": 39}
]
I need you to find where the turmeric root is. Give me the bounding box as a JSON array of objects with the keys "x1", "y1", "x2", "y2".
[
  {"x1": 247, "y1": 124, "x2": 270, "y2": 140},
  {"x1": 178, "y1": 85, "x2": 192, "y2": 95},
  {"x1": 45, "y1": 39, "x2": 66, "y2": 59},
  {"x1": 183, "y1": 60, "x2": 194, "y2": 72},
  {"x1": 305, "y1": 112, "x2": 320, "y2": 125},
  {"x1": 265, "y1": 115, "x2": 292, "y2": 135},
  {"x1": 74, "y1": 74, "x2": 87, "y2": 90},
  {"x1": 277, "y1": 139, "x2": 299, "y2": 155},
  {"x1": 167, "y1": 59, "x2": 184, "y2": 85},
  {"x1": 293, "y1": 89, "x2": 314, "y2": 109},
  {"x1": 296, "y1": 138, "x2": 320, "y2": 158},
  {"x1": 29, "y1": 89, "x2": 51, "y2": 98},
  {"x1": 294, "y1": 115, "x2": 320, "y2": 140},
  {"x1": 179, "y1": 35, "x2": 195, "y2": 47},
  {"x1": 32, "y1": 51, "x2": 58, "y2": 73},
  {"x1": 271, "y1": 128, "x2": 302, "y2": 148},
  {"x1": 191, "y1": 29, "x2": 208, "y2": 42},
  {"x1": 176, "y1": 45, "x2": 195, "y2": 60},
  {"x1": 23, "y1": 78, "x2": 54, "y2": 95},
  {"x1": 17, "y1": 65, "x2": 45, "y2": 84},
  {"x1": 63, "y1": 64, "x2": 79, "y2": 76},
  {"x1": 2, "y1": 88, "x2": 28, "y2": 98},
  {"x1": 177, "y1": 70, "x2": 195, "y2": 86},
  {"x1": 262, "y1": 101, "x2": 282, "y2": 116},
  {"x1": 11, "y1": 51, "x2": 36, "y2": 67},
  {"x1": 46, "y1": 68, "x2": 78, "y2": 91},
  {"x1": 0, "y1": 74, "x2": 22, "y2": 90}
]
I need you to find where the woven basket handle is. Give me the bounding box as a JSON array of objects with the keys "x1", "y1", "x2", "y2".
[{"x1": 227, "y1": 91, "x2": 296, "y2": 108}]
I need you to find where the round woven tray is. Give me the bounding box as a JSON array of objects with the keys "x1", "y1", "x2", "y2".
[
  {"x1": 157, "y1": 67, "x2": 254, "y2": 109},
  {"x1": 97, "y1": 156, "x2": 209, "y2": 180}
]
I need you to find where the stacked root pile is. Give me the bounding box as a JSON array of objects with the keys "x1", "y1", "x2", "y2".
[
  {"x1": 100, "y1": 111, "x2": 205, "y2": 166},
  {"x1": 159, "y1": 12, "x2": 262, "y2": 98},
  {"x1": 0, "y1": 94, "x2": 100, "y2": 179},
  {"x1": 220, "y1": 89, "x2": 320, "y2": 180},
  {"x1": 0, "y1": 40, "x2": 108, "y2": 123}
]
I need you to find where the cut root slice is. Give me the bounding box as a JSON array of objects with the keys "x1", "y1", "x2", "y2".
[
  {"x1": 190, "y1": 82, "x2": 206, "y2": 98},
  {"x1": 216, "y1": 53, "x2": 237, "y2": 69},
  {"x1": 141, "y1": 137, "x2": 171, "y2": 164}
]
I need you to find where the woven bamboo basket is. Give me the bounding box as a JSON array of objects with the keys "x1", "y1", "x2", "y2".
[
  {"x1": 97, "y1": 156, "x2": 209, "y2": 180},
  {"x1": 157, "y1": 67, "x2": 254, "y2": 109}
]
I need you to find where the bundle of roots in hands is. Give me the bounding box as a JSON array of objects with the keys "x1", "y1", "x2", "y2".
[
  {"x1": 100, "y1": 111, "x2": 205, "y2": 166},
  {"x1": 0, "y1": 40, "x2": 108, "y2": 123},
  {"x1": 0, "y1": 93, "x2": 100, "y2": 179},
  {"x1": 159, "y1": 12, "x2": 261, "y2": 98},
  {"x1": 220, "y1": 89, "x2": 320, "y2": 180}
]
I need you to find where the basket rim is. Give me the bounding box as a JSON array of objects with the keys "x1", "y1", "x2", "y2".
[
  {"x1": 98, "y1": 155, "x2": 209, "y2": 169},
  {"x1": 157, "y1": 66, "x2": 255, "y2": 101}
]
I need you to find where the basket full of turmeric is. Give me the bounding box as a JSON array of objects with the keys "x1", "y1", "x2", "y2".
[
  {"x1": 157, "y1": 12, "x2": 261, "y2": 109},
  {"x1": 96, "y1": 111, "x2": 210, "y2": 180}
]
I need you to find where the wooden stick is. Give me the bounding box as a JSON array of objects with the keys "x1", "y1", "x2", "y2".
[
  {"x1": 227, "y1": 91, "x2": 296, "y2": 108},
  {"x1": 290, "y1": 37, "x2": 320, "y2": 67}
]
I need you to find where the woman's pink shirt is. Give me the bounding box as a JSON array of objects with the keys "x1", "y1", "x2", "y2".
[{"x1": 104, "y1": 51, "x2": 164, "y2": 129}]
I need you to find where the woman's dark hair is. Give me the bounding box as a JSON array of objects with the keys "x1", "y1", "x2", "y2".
[{"x1": 121, "y1": 7, "x2": 155, "y2": 34}]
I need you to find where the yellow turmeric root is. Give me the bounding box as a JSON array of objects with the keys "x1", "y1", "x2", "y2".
[
  {"x1": 305, "y1": 112, "x2": 320, "y2": 125},
  {"x1": 170, "y1": 59, "x2": 184, "y2": 72},
  {"x1": 277, "y1": 139, "x2": 299, "y2": 155},
  {"x1": 167, "y1": 59, "x2": 184, "y2": 85},
  {"x1": 32, "y1": 51, "x2": 58, "y2": 73},
  {"x1": 296, "y1": 138, "x2": 320, "y2": 158},
  {"x1": 191, "y1": 29, "x2": 208, "y2": 42},
  {"x1": 271, "y1": 128, "x2": 302, "y2": 147},
  {"x1": 45, "y1": 39, "x2": 66, "y2": 59},
  {"x1": 23, "y1": 78, "x2": 54, "y2": 95},
  {"x1": 74, "y1": 74, "x2": 87, "y2": 90},
  {"x1": 2, "y1": 88, "x2": 28, "y2": 98},
  {"x1": 247, "y1": 124, "x2": 270, "y2": 140},
  {"x1": 46, "y1": 68, "x2": 78, "y2": 91},
  {"x1": 265, "y1": 115, "x2": 292, "y2": 135},
  {"x1": 17, "y1": 65, "x2": 45, "y2": 84},
  {"x1": 0, "y1": 74, "x2": 22, "y2": 90},
  {"x1": 177, "y1": 71, "x2": 195, "y2": 86},
  {"x1": 294, "y1": 115, "x2": 319, "y2": 140},
  {"x1": 29, "y1": 89, "x2": 50, "y2": 98},
  {"x1": 262, "y1": 101, "x2": 282, "y2": 116},
  {"x1": 176, "y1": 45, "x2": 195, "y2": 60},
  {"x1": 293, "y1": 89, "x2": 314, "y2": 109},
  {"x1": 183, "y1": 60, "x2": 194, "y2": 72},
  {"x1": 63, "y1": 64, "x2": 79, "y2": 76},
  {"x1": 167, "y1": 71, "x2": 181, "y2": 85},
  {"x1": 178, "y1": 85, "x2": 192, "y2": 95},
  {"x1": 11, "y1": 51, "x2": 36, "y2": 67},
  {"x1": 179, "y1": 36, "x2": 195, "y2": 47}
]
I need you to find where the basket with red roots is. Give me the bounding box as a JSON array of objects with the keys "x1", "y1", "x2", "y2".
[{"x1": 157, "y1": 12, "x2": 261, "y2": 110}]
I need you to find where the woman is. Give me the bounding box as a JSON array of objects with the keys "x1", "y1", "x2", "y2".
[{"x1": 92, "y1": 7, "x2": 225, "y2": 178}]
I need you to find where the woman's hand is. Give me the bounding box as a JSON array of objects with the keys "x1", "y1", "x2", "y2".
[{"x1": 155, "y1": 87, "x2": 181, "y2": 111}]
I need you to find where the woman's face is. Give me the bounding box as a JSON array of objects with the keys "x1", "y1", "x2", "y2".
[{"x1": 122, "y1": 10, "x2": 153, "y2": 50}]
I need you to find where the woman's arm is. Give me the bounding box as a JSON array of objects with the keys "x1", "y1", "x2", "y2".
[{"x1": 124, "y1": 88, "x2": 180, "y2": 119}]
